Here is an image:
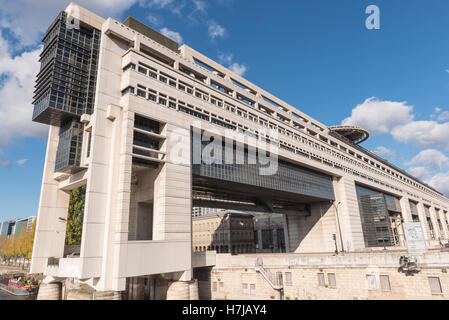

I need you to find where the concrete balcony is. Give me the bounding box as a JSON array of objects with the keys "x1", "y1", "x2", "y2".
[
  {"x1": 45, "y1": 257, "x2": 81, "y2": 278},
  {"x1": 192, "y1": 250, "x2": 216, "y2": 268},
  {"x1": 120, "y1": 240, "x2": 191, "y2": 278},
  {"x1": 44, "y1": 257, "x2": 101, "y2": 279}
]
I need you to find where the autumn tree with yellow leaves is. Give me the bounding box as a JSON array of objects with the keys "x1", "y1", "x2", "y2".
[{"x1": 0, "y1": 220, "x2": 36, "y2": 267}]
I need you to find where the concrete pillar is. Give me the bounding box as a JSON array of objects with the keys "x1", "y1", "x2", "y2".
[
  {"x1": 417, "y1": 202, "x2": 431, "y2": 241},
  {"x1": 332, "y1": 177, "x2": 365, "y2": 251},
  {"x1": 31, "y1": 125, "x2": 70, "y2": 274},
  {"x1": 93, "y1": 290, "x2": 121, "y2": 300},
  {"x1": 399, "y1": 197, "x2": 413, "y2": 222},
  {"x1": 438, "y1": 209, "x2": 449, "y2": 240},
  {"x1": 429, "y1": 207, "x2": 441, "y2": 240},
  {"x1": 111, "y1": 111, "x2": 135, "y2": 292},
  {"x1": 166, "y1": 281, "x2": 190, "y2": 300},
  {"x1": 189, "y1": 279, "x2": 199, "y2": 300},
  {"x1": 257, "y1": 229, "x2": 263, "y2": 251},
  {"x1": 37, "y1": 282, "x2": 62, "y2": 300}
]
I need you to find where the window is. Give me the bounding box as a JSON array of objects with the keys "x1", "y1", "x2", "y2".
[
  {"x1": 250, "y1": 284, "x2": 256, "y2": 296},
  {"x1": 328, "y1": 273, "x2": 336, "y2": 288},
  {"x1": 219, "y1": 282, "x2": 224, "y2": 292},
  {"x1": 159, "y1": 75, "x2": 167, "y2": 83},
  {"x1": 148, "y1": 93, "x2": 156, "y2": 102},
  {"x1": 138, "y1": 66, "x2": 147, "y2": 75},
  {"x1": 158, "y1": 97, "x2": 166, "y2": 105},
  {"x1": 285, "y1": 272, "x2": 292, "y2": 286},
  {"x1": 149, "y1": 71, "x2": 157, "y2": 79},
  {"x1": 242, "y1": 283, "x2": 248, "y2": 295},
  {"x1": 137, "y1": 89, "x2": 146, "y2": 98},
  {"x1": 212, "y1": 282, "x2": 217, "y2": 292},
  {"x1": 429, "y1": 277, "x2": 442, "y2": 294},
  {"x1": 317, "y1": 273, "x2": 325, "y2": 287},
  {"x1": 380, "y1": 275, "x2": 391, "y2": 291},
  {"x1": 366, "y1": 275, "x2": 377, "y2": 290}
]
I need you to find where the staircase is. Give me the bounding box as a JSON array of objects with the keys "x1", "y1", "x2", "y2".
[{"x1": 254, "y1": 258, "x2": 283, "y2": 291}]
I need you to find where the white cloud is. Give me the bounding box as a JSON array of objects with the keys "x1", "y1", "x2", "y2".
[
  {"x1": 437, "y1": 110, "x2": 449, "y2": 122},
  {"x1": 17, "y1": 158, "x2": 28, "y2": 166},
  {"x1": 160, "y1": 27, "x2": 183, "y2": 44},
  {"x1": 218, "y1": 53, "x2": 233, "y2": 65},
  {"x1": 218, "y1": 52, "x2": 247, "y2": 76},
  {"x1": 408, "y1": 166, "x2": 430, "y2": 180},
  {"x1": 228, "y1": 63, "x2": 247, "y2": 76},
  {"x1": 147, "y1": 14, "x2": 162, "y2": 26},
  {"x1": 0, "y1": 35, "x2": 47, "y2": 147},
  {"x1": 372, "y1": 146, "x2": 399, "y2": 159},
  {"x1": 391, "y1": 121, "x2": 449, "y2": 149},
  {"x1": 406, "y1": 149, "x2": 449, "y2": 170},
  {"x1": 342, "y1": 97, "x2": 414, "y2": 135},
  {"x1": 192, "y1": 0, "x2": 207, "y2": 13},
  {"x1": 0, "y1": 0, "x2": 138, "y2": 48},
  {"x1": 427, "y1": 171, "x2": 449, "y2": 197},
  {"x1": 208, "y1": 20, "x2": 226, "y2": 40},
  {"x1": 144, "y1": 0, "x2": 174, "y2": 9}
]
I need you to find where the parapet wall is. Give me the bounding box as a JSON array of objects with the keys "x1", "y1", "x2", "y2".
[{"x1": 200, "y1": 251, "x2": 449, "y2": 300}]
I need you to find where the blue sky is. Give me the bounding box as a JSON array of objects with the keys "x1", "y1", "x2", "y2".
[{"x1": 1, "y1": 0, "x2": 449, "y2": 220}]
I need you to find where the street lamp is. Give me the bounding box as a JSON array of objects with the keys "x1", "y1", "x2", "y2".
[{"x1": 331, "y1": 201, "x2": 344, "y2": 252}]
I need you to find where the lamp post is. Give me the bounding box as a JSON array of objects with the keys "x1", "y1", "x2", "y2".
[{"x1": 331, "y1": 201, "x2": 344, "y2": 252}]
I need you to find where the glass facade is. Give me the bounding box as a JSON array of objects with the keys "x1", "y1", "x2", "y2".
[
  {"x1": 356, "y1": 185, "x2": 404, "y2": 247},
  {"x1": 32, "y1": 11, "x2": 101, "y2": 173},
  {"x1": 33, "y1": 11, "x2": 100, "y2": 125},
  {"x1": 192, "y1": 139, "x2": 335, "y2": 200},
  {"x1": 55, "y1": 119, "x2": 84, "y2": 173}
]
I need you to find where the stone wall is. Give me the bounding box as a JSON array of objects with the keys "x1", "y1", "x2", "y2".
[{"x1": 201, "y1": 251, "x2": 449, "y2": 300}]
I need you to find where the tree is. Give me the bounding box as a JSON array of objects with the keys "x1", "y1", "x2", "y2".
[{"x1": 65, "y1": 185, "x2": 86, "y2": 245}]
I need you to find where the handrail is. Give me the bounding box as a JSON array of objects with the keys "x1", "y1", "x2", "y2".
[{"x1": 254, "y1": 258, "x2": 283, "y2": 290}]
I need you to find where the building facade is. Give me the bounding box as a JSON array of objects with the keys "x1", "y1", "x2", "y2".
[
  {"x1": 192, "y1": 212, "x2": 255, "y2": 254},
  {"x1": 31, "y1": 3, "x2": 449, "y2": 299},
  {"x1": 0, "y1": 217, "x2": 36, "y2": 238}
]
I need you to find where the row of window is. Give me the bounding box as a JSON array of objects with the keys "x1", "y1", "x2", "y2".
[
  {"x1": 127, "y1": 83, "x2": 440, "y2": 205},
  {"x1": 123, "y1": 58, "x2": 444, "y2": 202},
  {"x1": 210, "y1": 273, "x2": 444, "y2": 297},
  {"x1": 131, "y1": 46, "x2": 447, "y2": 202}
]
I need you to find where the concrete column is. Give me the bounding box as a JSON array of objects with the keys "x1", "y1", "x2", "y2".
[
  {"x1": 37, "y1": 282, "x2": 62, "y2": 300},
  {"x1": 31, "y1": 125, "x2": 70, "y2": 274},
  {"x1": 111, "y1": 111, "x2": 135, "y2": 292},
  {"x1": 332, "y1": 176, "x2": 365, "y2": 251},
  {"x1": 257, "y1": 229, "x2": 263, "y2": 251},
  {"x1": 417, "y1": 202, "x2": 431, "y2": 241},
  {"x1": 429, "y1": 207, "x2": 442, "y2": 240},
  {"x1": 282, "y1": 215, "x2": 291, "y2": 252},
  {"x1": 166, "y1": 281, "x2": 190, "y2": 300},
  {"x1": 399, "y1": 197, "x2": 413, "y2": 222},
  {"x1": 438, "y1": 209, "x2": 449, "y2": 240},
  {"x1": 93, "y1": 291, "x2": 121, "y2": 300}
]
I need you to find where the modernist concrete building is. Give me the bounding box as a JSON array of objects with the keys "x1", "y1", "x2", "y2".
[{"x1": 31, "y1": 3, "x2": 449, "y2": 299}]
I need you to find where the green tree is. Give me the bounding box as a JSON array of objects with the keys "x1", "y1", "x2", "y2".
[{"x1": 65, "y1": 185, "x2": 86, "y2": 245}]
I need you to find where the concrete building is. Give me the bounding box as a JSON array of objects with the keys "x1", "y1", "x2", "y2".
[
  {"x1": 192, "y1": 212, "x2": 255, "y2": 254},
  {"x1": 30, "y1": 3, "x2": 449, "y2": 299},
  {"x1": 14, "y1": 216, "x2": 36, "y2": 236},
  {"x1": 192, "y1": 207, "x2": 222, "y2": 218},
  {"x1": 0, "y1": 216, "x2": 36, "y2": 238}
]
